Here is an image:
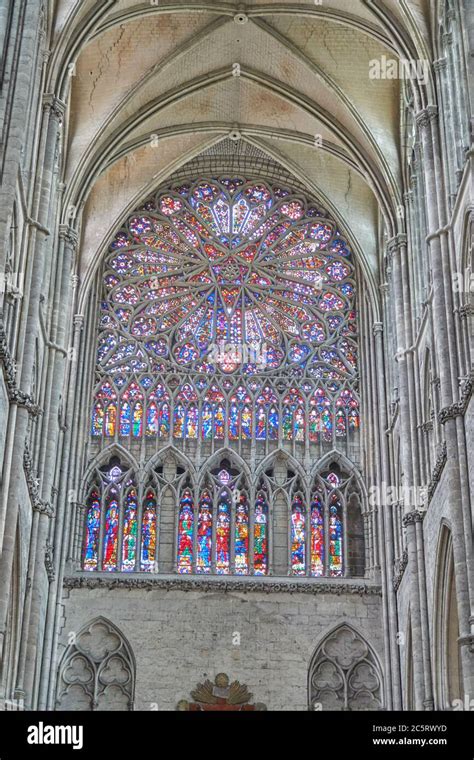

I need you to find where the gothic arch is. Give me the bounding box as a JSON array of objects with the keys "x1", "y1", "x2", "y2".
[
  {"x1": 255, "y1": 450, "x2": 307, "y2": 485},
  {"x1": 143, "y1": 446, "x2": 197, "y2": 483},
  {"x1": 56, "y1": 616, "x2": 135, "y2": 711},
  {"x1": 197, "y1": 448, "x2": 252, "y2": 485},
  {"x1": 81, "y1": 445, "x2": 139, "y2": 489},
  {"x1": 308, "y1": 623, "x2": 384, "y2": 711},
  {"x1": 433, "y1": 522, "x2": 463, "y2": 709}
]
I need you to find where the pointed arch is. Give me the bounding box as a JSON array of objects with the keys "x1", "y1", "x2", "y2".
[
  {"x1": 56, "y1": 617, "x2": 135, "y2": 711},
  {"x1": 433, "y1": 522, "x2": 463, "y2": 709},
  {"x1": 308, "y1": 623, "x2": 384, "y2": 711}
]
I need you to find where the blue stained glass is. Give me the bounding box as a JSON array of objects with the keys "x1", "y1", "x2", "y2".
[{"x1": 197, "y1": 491, "x2": 212, "y2": 573}]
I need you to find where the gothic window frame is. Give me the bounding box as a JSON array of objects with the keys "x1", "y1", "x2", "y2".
[{"x1": 90, "y1": 176, "x2": 360, "y2": 453}]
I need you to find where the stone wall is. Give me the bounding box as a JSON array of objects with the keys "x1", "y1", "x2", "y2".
[{"x1": 58, "y1": 580, "x2": 383, "y2": 711}]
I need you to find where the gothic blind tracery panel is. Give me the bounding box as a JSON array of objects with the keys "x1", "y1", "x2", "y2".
[{"x1": 309, "y1": 625, "x2": 383, "y2": 711}]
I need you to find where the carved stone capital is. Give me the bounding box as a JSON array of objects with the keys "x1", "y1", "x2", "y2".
[
  {"x1": 372, "y1": 322, "x2": 383, "y2": 336},
  {"x1": 42, "y1": 93, "x2": 66, "y2": 119},
  {"x1": 59, "y1": 224, "x2": 79, "y2": 250},
  {"x1": 458, "y1": 304, "x2": 474, "y2": 319},
  {"x1": 416, "y1": 106, "x2": 438, "y2": 130},
  {"x1": 438, "y1": 374, "x2": 473, "y2": 424},
  {"x1": 402, "y1": 510, "x2": 425, "y2": 527},
  {"x1": 458, "y1": 634, "x2": 474, "y2": 653}
]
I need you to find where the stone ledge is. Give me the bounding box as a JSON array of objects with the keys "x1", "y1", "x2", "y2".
[{"x1": 64, "y1": 574, "x2": 382, "y2": 596}]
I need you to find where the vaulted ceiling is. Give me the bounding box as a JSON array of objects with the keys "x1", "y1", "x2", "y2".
[{"x1": 46, "y1": 1, "x2": 436, "y2": 293}]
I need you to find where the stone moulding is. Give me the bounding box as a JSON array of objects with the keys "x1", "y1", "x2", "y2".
[
  {"x1": 0, "y1": 322, "x2": 42, "y2": 417},
  {"x1": 392, "y1": 550, "x2": 408, "y2": 592},
  {"x1": 64, "y1": 575, "x2": 382, "y2": 596},
  {"x1": 23, "y1": 441, "x2": 54, "y2": 518},
  {"x1": 427, "y1": 441, "x2": 448, "y2": 504},
  {"x1": 438, "y1": 372, "x2": 473, "y2": 424}
]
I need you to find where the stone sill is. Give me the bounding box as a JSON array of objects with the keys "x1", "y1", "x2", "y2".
[{"x1": 64, "y1": 573, "x2": 382, "y2": 596}]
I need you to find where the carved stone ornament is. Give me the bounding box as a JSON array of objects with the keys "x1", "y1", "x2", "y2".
[
  {"x1": 392, "y1": 550, "x2": 408, "y2": 592},
  {"x1": 438, "y1": 372, "x2": 473, "y2": 424},
  {"x1": 64, "y1": 575, "x2": 382, "y2": 596},
  {"x1": 24, "y1": 441, "x2": 54, "y2": 518},
  {"x1": 0, "y1": 321, "x2": 42, "y2": 417},
  {"x1": 177, "y1": 673, "x2": 266, "y2": 711}
]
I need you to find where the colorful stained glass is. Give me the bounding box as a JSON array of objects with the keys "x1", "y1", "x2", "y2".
[
  {"x1": 255, "y1": 406, "x2": 266, "y2": 439},
  {"x1": 173, "y1": 404, "x2": 185, "y2": 438},
  {"x1": 120, "y1": 401, "x2": 131, "y2": 436},
  {"x1": 235, "y1": 495, "x2": 249, "y2": 574},
  {"x1": 177, "y1": 489, "x2": 194, "y2": 573},
  {"x1": 214, "y1": 405, "x2": 225, "y2": 439},
  {"x1": 159, "y1": 403, "x2": 170, "y2": 437},
  {"x1": 229, "y1": 402, "x2": 239, "y2": 439},
  {"x1": 268, "y1": 406, "x2": 279, "y2": 439},
  {"x1": 104, "y1": 403, "x2": 116, "y2": 437},
  {"x1": 186, "y1": 405, "x2": 198, "y2": 438},
  {"x1": 132, "y1": 403, "x2": 143, "y2": 437},
  {"x1": 122, "y1": 489, "x2": 138, "y2": 571},
  {"x1": 196, "y1": 490, "x2": 212, "y2": 573},
  {"x1": 216, "y1": 491, "x2": 231, "y2": 574},
  {"x1": 92, "y1": 177, "x2": 359, "y2": 446},
  {"x1": 310, "y1": 495, "x2": 324, "y2": 576},
  {"x1": 329, "y1": 495, "x2": 343, "y2": 577},
  {"x1": 291, "y1": 495, "x2": 306, "y2": 575},
  {"x1": 103, "y1": 492, "x2": 119, "y2": 571},
  {"x1": 138, "y1": 492, "x2": 156, "y2": 572},
  {"x1": 254, "y1": 493, "x2": 268, "y2": 575},
  {"x1": 84, "y1": 489, "x2": 101, "y2": 571},
  {"x1": 146, "y1": 401, "x2": 158, "y2": 435},
  {"x1": 202, "y1": 403, "x2": 212, "y2": 439}
]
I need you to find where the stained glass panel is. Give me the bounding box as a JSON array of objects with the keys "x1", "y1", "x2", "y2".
[
  {"x1": 196, "y1": 490, "x2": 212, "y2": 573},
  {"x1": 310, "y1": 495, "x2": 324, "y2": 576},
  {"x1": 254, "y1": 492, "x2": 268, "y2": 575},
  {"x1": 216, "y1": 490, "x2": 231, "y2": 574},
  {"x1": 329, "y1": 495, "x2": 343, "y2": 577},
  {"x1": 291, "y1": 495, "x2": 306, "y2": 575},
  {"x1": 103, "y1": 491, "x2": 119, "y2": 571},
  {"x1": 84, "y1": 489, "x2": 101, "y2": 571},
  {"x1": 235, "y1": 495, "x2": 249, "y2": 574},
  {"x1": 141, "y1": 491, "x2": 157, "y2": 571},
  {"x1": 122, "y1": 488, "x2": 138, "y2": 571},
  {"x1": 177, "y1": 489, "x2": 194, "y2": 573}
]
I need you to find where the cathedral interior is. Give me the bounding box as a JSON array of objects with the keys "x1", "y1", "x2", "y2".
[{"x1": 0, "y1": 0, "x2": 472, "y2": 712}]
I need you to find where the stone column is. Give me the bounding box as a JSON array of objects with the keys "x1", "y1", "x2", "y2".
[
  {"x1": 417, "y1": 106, "x2": 474, "y2": 700},
  {"x1": 40, "y1": 314, "x2": 84, "y2": 710},
  {"x1": 0, "y1": 93, "x2": 65, "y2": 675},
  {"x1": 373, "y1": 321, "x2": 402, "y2": 710}
]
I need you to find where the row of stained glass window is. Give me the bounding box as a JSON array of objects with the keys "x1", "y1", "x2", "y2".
[
  {"x1": 84, "y1": 488, "x2": 342, "y2": 576},
  {"x1": 91, "y1": 387, "x2": 359, "y2": 442},
  {"x1": 84, "y1": 487, "x2": 157, "y2": 572}
]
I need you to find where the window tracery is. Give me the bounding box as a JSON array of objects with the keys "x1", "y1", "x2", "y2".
[
  {"x1": 84, "y1": 176, "x2": 363, "y2": 578},
  {"x1": 91, "y1": 177, "x2": 359, "y2": 447}
]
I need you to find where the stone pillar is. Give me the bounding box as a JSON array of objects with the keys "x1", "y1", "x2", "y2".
[
  {"x1": 0, "y1": 93, "x2": 65, "y2": 677},
  {"x1": 40, "y1": 314, "x2": 84, "y2": 710},
  {"x1": 417, "y1": 107, "x2": 474, "y2": 700},
  {"x1": 373, "y1": 321, "x2": 401, "y2": 710}
]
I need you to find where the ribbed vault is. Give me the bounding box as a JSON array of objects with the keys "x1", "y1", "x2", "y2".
[{"x1": 43, "y1": 0, "x2": 436, "y2": 303}]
